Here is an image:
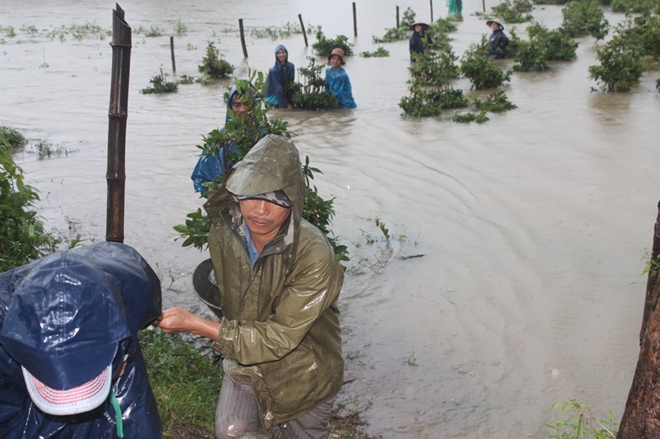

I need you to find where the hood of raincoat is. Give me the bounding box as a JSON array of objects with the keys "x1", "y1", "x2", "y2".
[
  {"x1": 224, "y1": 133, "x2": 305, "y2": 248},
  {"x1": 0, "y1": 242, "x2": 161, "y2": 391},
  {"x1": 273, "y1": 43, "x2": 288, "y2": 66},
  {"x1": 225, "y1": 85, "x2": 240, "y2": 124}
]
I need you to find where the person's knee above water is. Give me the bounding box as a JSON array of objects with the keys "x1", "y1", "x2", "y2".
[
  {"x1": 265, "y1": 44, "x2": 295, "y2": 109},
  {"x1": 190, "y1": 85, "x2": 254, "y2": 196},
  {"x1": 409, "y1": 22, "x2": 432, "y2": 62},
  {"x1": 0, "y1": 242, "x2": 162, "y2": 439},
  {"x1": 157, "y1": 134, "x2": 345, "y2": 439},
  {"x1": 325, "y1": 48, "x2": 357, "y2": 109},
  {"x1": 487, "y1": 19, "x2": 509, "y2": 59}
]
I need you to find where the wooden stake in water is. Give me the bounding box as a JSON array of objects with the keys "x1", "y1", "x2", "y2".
[
  {"x1": 430, "y1": 0, "x2": 434, "y2": 22},
  {"x1": 353, "y1": 2, "x2": 358, "y2": 37},
  {"x1": 239, "y1": 19, "x2": 248, "y2": 58},
  {"x1": 170, "y1": 36, "x2": 176, "y2": 73},
  {"x1": 396, "y1": 5, "x2": 400, "y2": 28},
  {"x1": 298, "y1": 14, "x2": 308, "y2": 47}
]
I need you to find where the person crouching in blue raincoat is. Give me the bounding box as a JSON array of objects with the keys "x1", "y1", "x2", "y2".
[
  {"x1": 325, "y1": 48, "x2": 357, "y2": 109},
  {"x1": 0, "y1": 241, "x2": 162, "y2": 439},
  {"x1": 264, "y1": 44, "x2": 295, "y2": 109},
  {"x1": 190, "y1": 85, "x2": 256, "y2": 196}
]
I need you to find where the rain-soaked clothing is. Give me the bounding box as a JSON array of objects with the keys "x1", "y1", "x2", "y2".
[
  {"x1": 409, "y1": 31, "x2": 432, "y2": 61},
  {"x1": 191, "y1": 86, "x2": 242, "y2": 194},
  {"x1": 489, "y1": 27, "x2": 509, "y2": 59},
  {"x1": 0, "y1": 241, "x2": 162, "y2": 439},
  {"x1": 325, "y1": 66, "x2": 357, "y2": 109},
  {"x1": 265, "y1": 44, "x2": 295, "y2": 108},
  {"x1": 447, "y1": 0, "x2": 463, "y2": 17},
  {"x1": 202, "y1": 134, "x2": 344, "y2": 432}
]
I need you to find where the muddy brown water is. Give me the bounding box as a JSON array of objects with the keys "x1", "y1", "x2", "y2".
[{"x1": 2, "y1": 0, "x2": 659, "y2": 437}]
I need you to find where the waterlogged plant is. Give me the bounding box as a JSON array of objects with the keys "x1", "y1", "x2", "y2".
[
  {"x1": 451, "y1": 110, "x2": 490, "y2": 123},
  {"x1": 142, "y1": 67, "x2": 178, "y2": 94},
  {"x1": 0, "y1": 126, "x2": 27, "y2": 150},
  {"x1": 561, "y1": 0, "x2": 609, "y2": 40},
  {"x1": 144, "y1": 26, "x2": 163, "y2": 37},
  {"x1": 451, "y1": 90, "x2": 516, "y2": 123},
  {"x1": 290, "y1": 56, "x2": 339, "y2": 109},
  {"x1": 0, "y1": 131, "x2": 59, "y2": 272},
  {"x1": 174, "y1": 18, "x2": 187, "y2": 36},
  {"x1": 31, "y1": 141, "x2": 70, "y2": 158},
  {"x1": 250, "y1": 22, "x2": 307, "y2": 40},
  {"x1": 461, "y1": 37, "x2": 513, "y2": 89},
  {"x1": 546, "y1": 400, "x2": 617, "y2": 439},
  {"x1": 491, "y1": 0, "x2": 535, "y2": 23},
  {"x1": 611, "y1": 0, "x2": 660, "y2": 14},
  {"x1": 0, "y1": 26, "x2": 16, "y2": 38},
  {"x1": 312, "y1": 28, "x2": 353, "y2": 57},
  {"x1": 373, "y1": 7, "x2": 417, "y2": 43},
  {"x1": 198, "y1": 41, "x2": 234, "y2": 80},
  {"x1": 524, "y1": 23, "x2": 578, "y2": 61},
  {"x1": 641, "y1": 247, "x2": 660, "y2": 277},
  {"x1": 360, "y1": 46, "x2": 390, "y2": 57}
]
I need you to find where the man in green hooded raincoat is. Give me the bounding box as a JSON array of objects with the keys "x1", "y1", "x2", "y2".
[{"x1": 157, "y1": 134, "x2": 344, "y2": 439}]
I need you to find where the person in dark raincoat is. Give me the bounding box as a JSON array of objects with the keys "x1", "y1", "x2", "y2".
[
  {"x1": 157, "y1": 135, "x2": 344, "y2": 439},
  {"x1": 264, "y1": 44, "x2": 295, "y2": 109},
  {"x1": 409, "y1": 22, "x2": 432, "y2": 62},
  {"x1": 325, "y1": 48, "x2": 357, "y2": 109},
  {"x1": 190, "y1": 85, "x2": 254, "y2": 196},
  {"x1": 487, "y1": 19, "x2": 509, "y2": 59},
  {"x1": 0, "y1": 241, "x2": 162, "y2": 439}
]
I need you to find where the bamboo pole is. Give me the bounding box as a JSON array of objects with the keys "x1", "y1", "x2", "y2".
[
  {"x1": 298, "y1": 14, "x2": 308, "y2": 47},
  {"x1": 396, "y1": 6, "x2": 400, "y2": 28},
  {"x1": 239, "y1": 19, "x2": 248, "y2": 58},
  {"x1": 170, "y1": 35, "x2": 176, "y2": 73},
  {"x1": 353, "y1": 2, "x2": 358, "y2": 37},
  {"x1": 106, "y1": 3, "x2": 131, "y2": 243},
  {"x1": 430, "y1": 0, "x2": 434, "y2": 22}
]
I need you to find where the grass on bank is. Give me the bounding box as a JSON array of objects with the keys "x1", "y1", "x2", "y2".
[{"x1": 140, "y1": 328, "x2": 374, "y2": 439}]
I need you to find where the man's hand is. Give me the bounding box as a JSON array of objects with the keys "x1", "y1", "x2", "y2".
[{"x1": 155, "y1": 307, "x2": 222, "y2": 340}]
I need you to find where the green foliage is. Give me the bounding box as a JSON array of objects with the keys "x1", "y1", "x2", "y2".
[
  {"x1": 142, "y1": 67, "x2": 179, "y2": 94},
  {"x1": 250, "y1": 22, "x2": 306, "y2": 39},
  {"x1": 526, "y1": 23, "x2": 578, "y2": 61},
  {"x1": 473, "y1": 89, "x2": 518, "y2": 111},
  {"x1": 400, "y1": 87, "x2": 469, "y2": 116},
  {"x1": 290, "y1": 56, "x2": 339, "y2": 109},
  {"x1": 0, "y1": 26, "x2": 16, "y2": 38},
  {"x1": 491, "y1": 0, "x2": 535, "y2": 23},
  {"x1": 198, "y1": 42, "x2": 234, "y2": 80},
  {"x1": 312, "y1": 28, "x2": 354, "y2": 57},
  {"x1": 611, "y1": 0, "x2": 660, "y2": 14},
  {"x1": 561, "y1": 0, "x2": 609, "y2": 40},
  {"x1": 429, "y1": 17, "x2": 459, "y2": 35},
  {"x1": 174, "y1": 19, "x2": 188, "y2": 36},
  {"x1": 546, "y1": 400, "x2": 617, "y2": 439},
  {"x1": 174, "y1": 74, "x2": 347, "y2": 262},
  {"x1": 31, "y1": 141, "x2": 70, "y2": 158},
  {"x1": 0, "y1": 132, "x2": 59, "y2": 273},
  {"x1": 139, "y1": 329, "x2": 222, "y2": 435},
  {"x1": 0, "y1": 126, "x2": 27, "y2": 150},
  {"x1": 360, "y1": 46, "x2": 390, "y2": 57},
  {"x1": 408, "y1": 47, "x2": 461, "y2": 87},
  {"x1": 143, "y1": 26, "x2": 163, "y2": 38},
  {"x1": 640, "y1": 247, "x2": 660, "y2": 277},
  {"x1": 460, "y1": 37, "x2": 513, "y2": 89},
  {"x1": 511, "y1": 36, "x2": 549, "y2": 71},
  {"x1": 372, "y1": 8, "x2": 419, "y2": 43},
  {"x1": 451, "y1": 110, "x2": 490, "y2": 123},
  {"x1": 587, "y1": 16, "x2": 658, "y2": 92}
]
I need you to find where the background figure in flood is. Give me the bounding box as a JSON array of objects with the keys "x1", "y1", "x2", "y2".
[
  {"x1": 409, "y1": 22, "x2": 432, "y2": 62},
  {"x1": 447, "y1": 0, "x2": 463, "y2": 17},
  {"x1": 190, "y1": 85, "x2": 252, "y2": 196},
  {"x1": 265, "y1": 44, "x2": 295, "y2": 109},
  {"x1": 325, "y1": 48, "x2": 357, "y2": 109},
  {"x1": 487, "y1": 19, "x2": 509, "y2": 59}
]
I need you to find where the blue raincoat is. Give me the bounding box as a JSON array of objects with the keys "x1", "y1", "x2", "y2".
[
  {"x1": 265, "y1": 44, "x2": 295, "y2": 108},
  {"x1": 0, "y1": 242, "x2": 162, "y2": 439},
  {"x1": 325, "y1": 66, "x2": 357, "y2": 109},
  {"x1": 190, "y1": 86, "x2": 242, "y2": 195}
]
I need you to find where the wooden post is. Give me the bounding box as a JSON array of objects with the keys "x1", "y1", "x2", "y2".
[
  {"x1": 430, "y1": 0, "x2": 434, "y2": 22},
  {"x1": 483, "y1": 0, "x2": 486, "y2": 13},
  {"x1": 169, "y1": 35, "x2": 176, "y2": 73},
  {"x1": 238, "y1": 18, "x2": 248, "y2": 58},
  {"x1": 396, "y1": 6, "x2": 400, "y2": 28},
  {"x1": 352, "y1": 2, "x2": 357, "y2": 37},
  {"x1": 106, "y1": 3, "x2": 131, "y2": 243},
  {"x1": 298, "y1": 14, "x2": 308, "y2": 47}
]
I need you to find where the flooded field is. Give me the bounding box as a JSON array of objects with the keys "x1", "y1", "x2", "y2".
[{"x1": 2, "y1": 0, "x2": 660, "y2": 437}]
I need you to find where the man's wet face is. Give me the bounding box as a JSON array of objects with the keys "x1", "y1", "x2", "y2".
[{"x1": 231, "y1": 95, "x2": 251, "y2": 115}]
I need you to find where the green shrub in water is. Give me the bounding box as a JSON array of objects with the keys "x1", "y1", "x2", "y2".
[
  {"x1": 290, "y1": 56, "x2": 339, "y2": 109},
  {"x1": 198, "y1": 42, "x2": 234, "y2": 80},
  {"x1": 0, "y1": 126, "x2": 27, "y2": 150},
  {"x1": 491, "y1": 0, "x2": 535, "y2": 23},
  {"x1": 546, "y1": 400, "x2": 617, "y2": 439},
  {"x1": 311, "y1": 28, "x2": 353, "y2": 57},
  {"x1": 561, "y1": 0, "x2": 609, "y2": 40},
  {"x1": 142, "y1": 68, "x2": 179, "y2": 94},
  {"x1": 361, "y1": 46, "x2": 390, "y2": 57},
  {"x1": 460, "y1": 37, "x2": 513, "y2": 89}
]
